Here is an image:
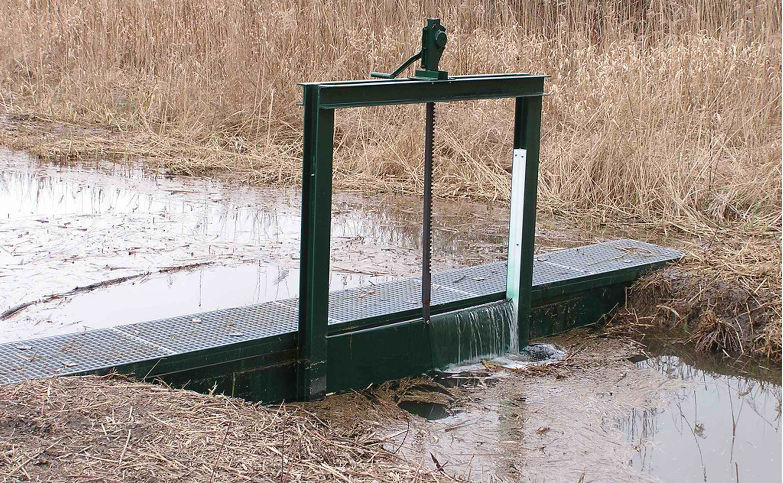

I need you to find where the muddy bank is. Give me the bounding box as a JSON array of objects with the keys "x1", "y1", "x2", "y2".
[{"x1": 612, "y1": 265, "x2": 782, "y2": 362}]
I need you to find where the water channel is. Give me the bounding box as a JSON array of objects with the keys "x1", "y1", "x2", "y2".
[{"x1": 0, "y1": 148, "x2": 779, "y2": 482}]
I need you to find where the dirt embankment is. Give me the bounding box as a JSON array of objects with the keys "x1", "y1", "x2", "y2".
[
  {"x1": 0, "y1": 376, "x2": 447, "y2": 482},
  {"x1": 610, "y1": 233, "x2": 781, "y2": 362}
]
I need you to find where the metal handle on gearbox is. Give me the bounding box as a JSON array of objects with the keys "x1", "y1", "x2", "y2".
[{"x1": 370, "y1": 51, "x2": 422, "y2": 79}]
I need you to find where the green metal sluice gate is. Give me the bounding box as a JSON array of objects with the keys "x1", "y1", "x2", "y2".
[{"x1": 0, "y1": 19, "x2": 681, "y2": 402}]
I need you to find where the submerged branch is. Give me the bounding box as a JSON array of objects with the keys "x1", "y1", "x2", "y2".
[{"x1": 0, "y1": 262, "x2": 210, "y2": 320}]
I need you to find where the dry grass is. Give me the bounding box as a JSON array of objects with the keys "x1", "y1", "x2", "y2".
[
  {"x1": 1, "y1": 1, "x2": 779, "y2": 214},
  {"x1": 0, "y1": 375, "x2": 448, "y2": 481},
  {"x1": 0, "y1": 0, "x2": 780, "y2": 355},
  {"x1": 611, "y1": 259, "x2": 782, "y2": 361}
]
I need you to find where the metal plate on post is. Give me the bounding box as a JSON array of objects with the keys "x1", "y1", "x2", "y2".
[{"x1": 506, "y1": 147, "x2": 527, "y2": 310}]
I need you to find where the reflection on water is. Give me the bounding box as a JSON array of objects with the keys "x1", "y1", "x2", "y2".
[
  {"x1": 0, "y1": 152, "x2": 508, "y2": 256},
  {"x1": 4, "y1": 263, "x2": 393, "y2": 342},
  {"x1": 619, "y1": 354, "x2": 782, "y2": 482},
  {"x1": 0, "y1": 148, "x2": 510, "y2": 341},
  {"x1": 1, "y1": 168, "x2": 300, "y2": 246}
]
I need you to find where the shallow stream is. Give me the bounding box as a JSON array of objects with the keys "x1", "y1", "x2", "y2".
[{"x1": 1, "y1": 148, "x2": 779, "y2": 482}]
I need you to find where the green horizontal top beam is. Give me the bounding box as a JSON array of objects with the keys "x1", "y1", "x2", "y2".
[
  {"x1": 301, "y1": 74, "x2": 546, "y2": 109},
  {"x1": 300, "y1": 72, "x2": 541, "y2": 87}
]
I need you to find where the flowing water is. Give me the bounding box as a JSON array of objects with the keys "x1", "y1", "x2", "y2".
[{"x1": 429, "y1": 301, "x2": 519, "y2": 367}]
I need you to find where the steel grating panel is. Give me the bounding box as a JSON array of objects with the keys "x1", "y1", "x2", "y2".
[
  {"x1": 534, "y1": 261, "x2": 586, "y2": 285},
  {"x1": 0, "y1": 327, "x2": 167, "y2": 384},
  {"x1": 117, "y1": 301, "x2": 298, "y2": 355},
  {"x1": 0, "y1": 239, "x2": 680, "y2": 385},
  {"x1": 534, "y1": 239, "x2": 681, "y2": 278},
  {"x1": 284, "y1": 278, "x2": 477, "y2": 324},
  {"x1": 432, "y1": 262, "x2": 506, "y2": 297},
  {"x1": 430, "y1": 255, "x2": 594, "y2": 295}
]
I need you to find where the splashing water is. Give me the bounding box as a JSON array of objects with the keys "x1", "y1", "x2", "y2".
[{"x1": 430, "y1": 301, "x2": 534, "y2": 367}]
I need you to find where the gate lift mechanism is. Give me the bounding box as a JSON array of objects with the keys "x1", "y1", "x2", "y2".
[
  {"x1": 298, "y1": 18, "x2": 545, "y2": 400},
  {"x1": 371, "y1": 18, "x2": 449, "y2": 325}
]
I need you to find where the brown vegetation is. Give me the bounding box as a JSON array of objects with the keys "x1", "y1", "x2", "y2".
[
  {"x1": 613, "y1": 260, "x2": 781, "y2": 362},
  {"x1": 0, "y1": 0, "x2": 780, "y2": 357},
  {"x1": 0, "y1": 375, "x2": 446, "y2": 481}
]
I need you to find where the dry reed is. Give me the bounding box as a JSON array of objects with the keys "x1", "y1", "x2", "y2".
[
  {"x1": 1, "y1": 1, "x2": 779, "y2": 218},
  {"x1": 0, "y1": 0, "x2": 780, "y2": 355},
  {"x1": 0, "y1": 375, "x2": 448, "y2": 481}
]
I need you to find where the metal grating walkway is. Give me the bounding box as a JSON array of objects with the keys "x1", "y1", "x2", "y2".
[{"x1": 0, "y1": 239, "x2": 680, "y2": 384}]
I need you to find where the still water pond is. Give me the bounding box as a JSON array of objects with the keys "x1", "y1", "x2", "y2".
[
  {"x1": 621, "y1": 351, "x2": 781, "y2": 482},
  {"x1": 0, "y1": 148, "x2": 510, "y2": 340}
]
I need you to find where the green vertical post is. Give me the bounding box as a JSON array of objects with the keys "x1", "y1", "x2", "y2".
[
  {"x1": 506, "y1": 96, "x2": 542, "y2": 350},
  {"x1": 297, "y1": 85, "x2": 334, "y2": 401}
]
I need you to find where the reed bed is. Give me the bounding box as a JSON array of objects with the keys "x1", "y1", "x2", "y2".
[
  {"x1": 0, "y1": 0, "x2": 780, "y2": 356},
  {"x1": 1, "y1": 1, "x2": 779, "y2": 216}
]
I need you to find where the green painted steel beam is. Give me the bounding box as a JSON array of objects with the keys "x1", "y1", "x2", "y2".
[
  {"x1": 302, "y1": 73, "x2": 541, "y2": 87},
  {"x1": 40, "y1": 244, "x2": 676, "y2": 405},
  {"x1": 506, "y1": 96, "x2": 543, "y2": 349},
  {"x1": 297, "y1": 86, "x2": 334, "y2": 401},
  {"x1": 306, "y1": 75, "x2": 546, "y2": 109}
]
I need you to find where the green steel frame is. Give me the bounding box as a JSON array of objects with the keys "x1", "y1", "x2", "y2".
[
  {"x1": 19, "y1": 247, "x2": 676, "y2": 404},
  {"x1": 297, "y1": 73, "x2": 546, "y2": 400}
]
